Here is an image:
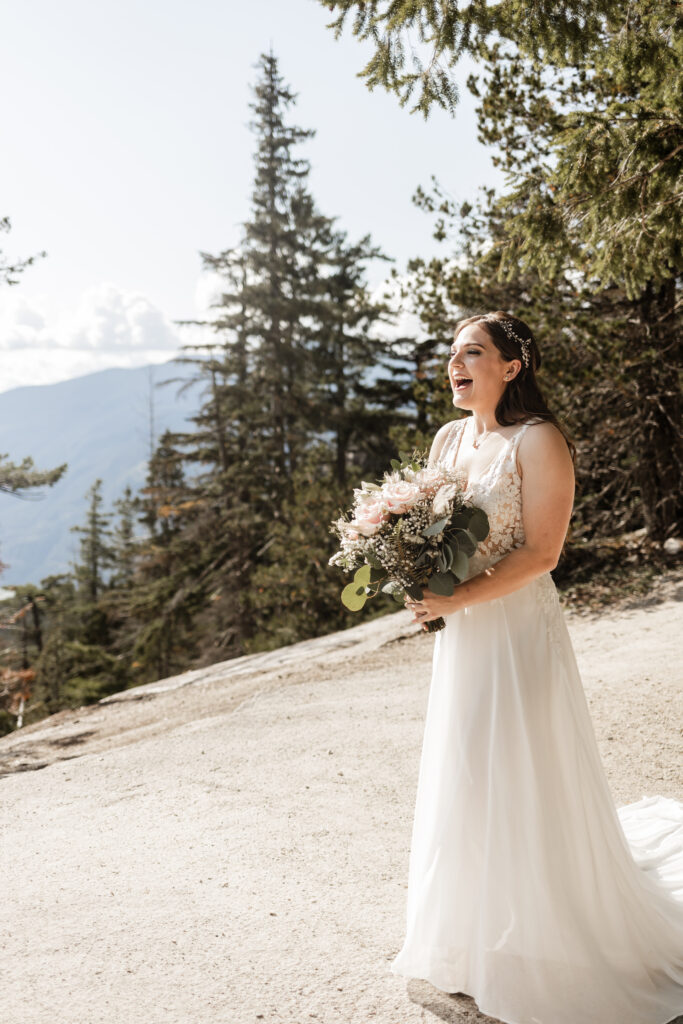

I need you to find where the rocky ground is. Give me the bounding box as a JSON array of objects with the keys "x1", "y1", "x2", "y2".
[{"x1": 1, "y1": 573, "x2": 682, "y2": 1024}]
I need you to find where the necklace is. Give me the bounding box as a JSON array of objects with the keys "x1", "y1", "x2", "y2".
[{"x1": 470, "y1": 419, "x2": 492, "y2": 449}]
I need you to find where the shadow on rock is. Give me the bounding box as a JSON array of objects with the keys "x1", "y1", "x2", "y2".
[{"x1": 406, "y1": 980, "x2": 503, "y2": 1023}]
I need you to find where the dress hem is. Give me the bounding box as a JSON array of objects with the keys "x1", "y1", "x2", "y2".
[{"x1": 388, "y1": 961, "x2": 683, "y2": 1024}]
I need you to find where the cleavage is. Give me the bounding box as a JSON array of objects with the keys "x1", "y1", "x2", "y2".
[{"x1": 452, "y1": 422, "x2": 512, "y2": 486}]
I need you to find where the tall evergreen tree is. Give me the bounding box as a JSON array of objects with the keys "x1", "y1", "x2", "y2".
[
  {"x1": 70, "y1": 478, "x2": 116, "y2": 605},
  {"x1": 117, "y1": 430, "x2": 204, "y2": 681},
  {"x1": 159, "y1": 50, "x2": 405, "y2": 657},
  {"x1": 322, "y1": 0, "x2": 683, "y2": 539},
  {"x1": 110, "y1": 485, "x2": 138, "y2": 589}
]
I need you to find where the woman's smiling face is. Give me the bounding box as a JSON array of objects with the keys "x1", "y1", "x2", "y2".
[{"x1": 448, "y1": 323, "x2": 518, "y2": 411}]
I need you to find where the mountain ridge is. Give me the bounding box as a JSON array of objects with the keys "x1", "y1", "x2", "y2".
[{"x1": 0, "y1": 359, "x2": 203, "y2": 586}]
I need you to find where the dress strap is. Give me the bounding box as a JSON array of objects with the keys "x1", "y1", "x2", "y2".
[
  {"x1": 507, "y1": 417, "x2": 543, "y2": 476},
  {"x1": 510, "y1": 420, "x2": 532, "y2": 452},
  {"x1": 509, "y1": 417, "x2": 543, "y2": 452}
]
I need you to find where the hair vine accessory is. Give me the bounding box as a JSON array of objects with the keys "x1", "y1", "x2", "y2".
[{"x1": 487, "y1": 316, "x2": 531, "y2": 369}]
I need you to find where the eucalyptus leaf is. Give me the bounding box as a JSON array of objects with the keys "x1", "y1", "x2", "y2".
[
  {"x1": 392, "y1": 589, "x2": 406, "y2": 604},
  {"x1": 468, "y1": 508, "x2": 490, "y2": 541},
  {"x1": 424, "y1": 515, "x2": 450, "y2": 537},
  {"x1": 354, "y1": 563, "x2": 372, "y2": 585},
  {"x1": 453, "y1": 529, "x2": 476, "y2": 557},
  {"x1": 443, "y1": 544, "x2": 454, "y2": 571},
  {"x1": 450, "y1": 509, "x2": 471, "y2": 529},
  {"x1": 342, "y1": 582, "x2": 367, "y2": 611},
  {"x1": 437, "y1": 551, "x2": 447, "y2": 572},
  {"x1": 451, "y1": 550, "x2": 470, "y2": 581},
  {"x1": 390, "y1": 459, "x2": 401, "y2": 470},
  {"x1": 428, "y1": 571, "x2": 455, "y2": 596}
]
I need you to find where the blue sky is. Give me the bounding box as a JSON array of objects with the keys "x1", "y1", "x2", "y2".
[{"x1": 0, "y1": 0, "x2": 501, "y2": 391}]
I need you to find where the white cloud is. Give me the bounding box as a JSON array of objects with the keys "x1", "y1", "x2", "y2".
[
  {"x1": 0, "y1": 284, "x2": 185, "y2": 393},
  {"x1": 64, "y1": 284, "x2": 181, "y2": 351},
  {"x1": 0, "y1": 283, "x2": 182, "y2": 352}
]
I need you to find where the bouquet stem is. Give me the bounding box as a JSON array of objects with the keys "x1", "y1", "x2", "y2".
[{"x1": 424, "y1": 616, "x2": 446, "y2": 633}]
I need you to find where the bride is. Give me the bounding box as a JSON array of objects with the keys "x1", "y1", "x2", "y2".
[{"x1": 391, "y1": 310, "x2": 683, "y2": 1024}]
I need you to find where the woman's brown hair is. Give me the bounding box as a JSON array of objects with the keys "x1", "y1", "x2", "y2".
[{"x1": 454, "y1": 310, "x2": 576, "y2": 463}]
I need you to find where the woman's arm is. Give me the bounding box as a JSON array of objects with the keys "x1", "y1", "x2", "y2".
[{"x1": 409, "y1": 422, "x2": 575, "y2": 622}]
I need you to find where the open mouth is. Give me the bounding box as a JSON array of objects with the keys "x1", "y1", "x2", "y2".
[{"x1": 452, "y1": 376, "x2": 473, "y2": 391}]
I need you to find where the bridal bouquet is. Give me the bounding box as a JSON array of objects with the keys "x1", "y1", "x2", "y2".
[{"x1": 328, "y1": 448, "x2": 489, "y2": 632}]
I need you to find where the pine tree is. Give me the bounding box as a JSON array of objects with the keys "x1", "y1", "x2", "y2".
[
  {"x1": 157, "y1": 50, "x2": 405, "y2": 658},
  {"x1": 323, "y1": 0, "x2": 683, "y2": 540},
  {"x1": 61, "y1": 479, "x2": 125, "y2": 696},
  {"x1": 118, "y1": 431, "x2": 204, "y2": 681},
  {"x1": 23, "y1": 574, "x2": 78, "y2": 717},
  {"x1": 110, "y1": 485, "x2": 138, "y2": 589},
  {"x1": 320, "y1": 1, "x2": 621, "y2": 116},
  {"x1": 463, "y1": 7, "x2": 682, "y2": 539},
  {"x1": 240, "y1": 50, "x2": 323, "y2": 494},
  {"x1": 313, "y1": 232, "x2": 413, "y2": 487},
  {"x1": 69, "y1": 478, "x2": 116, "y2": 605}
]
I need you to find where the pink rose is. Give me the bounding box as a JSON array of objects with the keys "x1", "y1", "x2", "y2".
[
  {"x1": 351, "y1": 501, "x2": 389, "y2": 537},
  {"x1": 381, "y1": 480, "x2": 420, "y2": 514}
]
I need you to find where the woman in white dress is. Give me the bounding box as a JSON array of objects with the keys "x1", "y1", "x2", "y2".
[{"x1": 391, "y1": 311, "x2": 683, "y2": 1024}]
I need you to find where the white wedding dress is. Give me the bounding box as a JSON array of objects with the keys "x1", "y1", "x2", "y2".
[{"x1": 390, "y1": 416, "x2": 683, "y2": 1024}]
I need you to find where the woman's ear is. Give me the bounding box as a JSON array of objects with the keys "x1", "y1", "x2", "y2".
[{"x1": 504, "y1": 359, "x2": 522, "y2": 381}]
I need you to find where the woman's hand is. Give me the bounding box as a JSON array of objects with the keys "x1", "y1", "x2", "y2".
[{"x1": 404, "y1": 589, "x2": 463, "y2": 627}]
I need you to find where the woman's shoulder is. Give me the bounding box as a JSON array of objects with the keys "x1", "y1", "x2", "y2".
[
  {"x1": 429, "y1": 417, "x2": 466, "y2": 464},
  {"x1": 437, "y1": 416, "x2": 467, "y2": 432},
  {"x1": 433, "y1": 417, "x2": 467, "y2": 444},
  {"x1": 517, "y1": 418, "x2": 574, "y2": 471},
  {"x1": 521, "y1": 417, "x2": 566, "y2": 440},
  {"x1": 521, "y1": 415, "x2": 550, "y2": 429}
]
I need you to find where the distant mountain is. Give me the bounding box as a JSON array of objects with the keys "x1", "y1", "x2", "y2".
[{"x1": 0, "y1": 360, "x2": 205, "y2": 587}]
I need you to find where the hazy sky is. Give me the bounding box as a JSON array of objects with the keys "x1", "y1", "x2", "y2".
[{"x1": 0, "y1": 0, "x2": 501, "y2": 392}]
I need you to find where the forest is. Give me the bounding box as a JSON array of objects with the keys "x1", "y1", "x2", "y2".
[{"x1": 0, "y1": 0, "x2": 680, "y2": 734}]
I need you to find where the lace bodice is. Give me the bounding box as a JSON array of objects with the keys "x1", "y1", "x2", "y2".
[
  {"x1": 438, "y1": 415, "x2": 563, "y2": 647},
  {"x1": 437, "y1": 416, "x2": 542, "y2": 580}
]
